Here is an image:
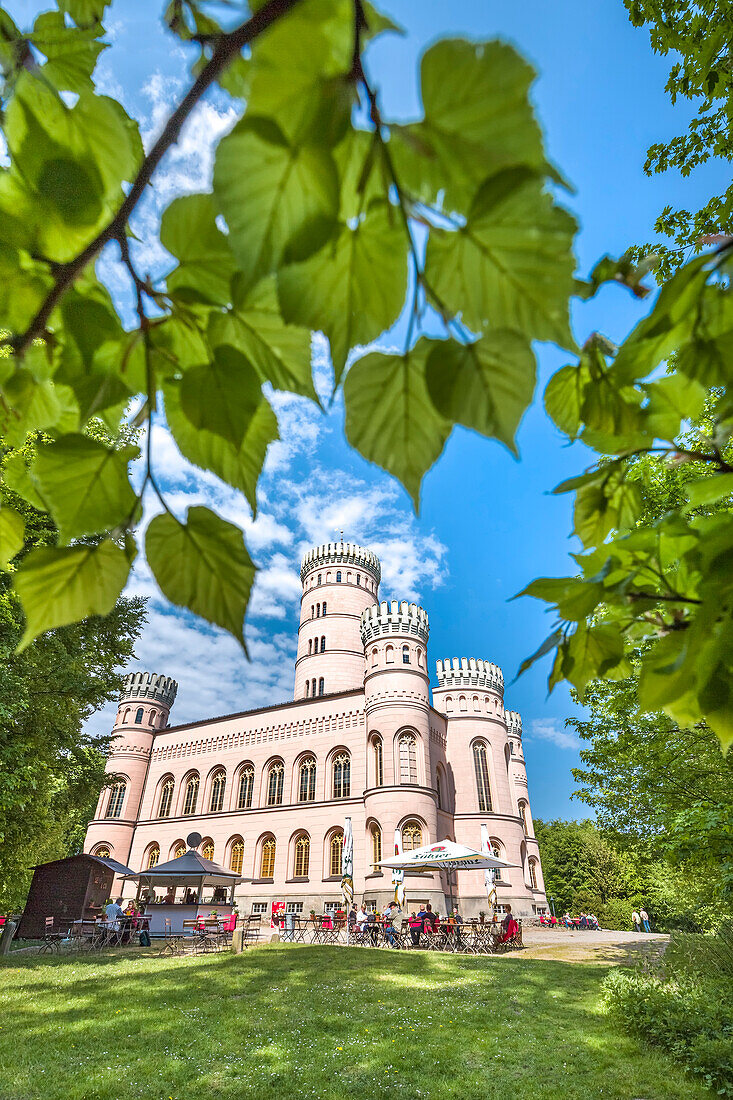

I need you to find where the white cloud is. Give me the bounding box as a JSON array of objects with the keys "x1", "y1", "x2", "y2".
[{"x1": 527, "y1": 718, "x2": 581, "y2": 751}]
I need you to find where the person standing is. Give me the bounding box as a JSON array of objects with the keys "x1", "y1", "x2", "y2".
[
  {"x1": 631, "y1": 909, "x2": 641, "y2": 932},
  {"x1": 640, "y1": 908, "x2": 651, "y2": 933}
]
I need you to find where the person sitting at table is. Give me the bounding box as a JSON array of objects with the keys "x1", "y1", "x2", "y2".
[
  {"x1": 382, "y1": 902, "x2": 400, "y2": 947},
  {"x1": 562, "y1": 911, "x2": 573, "y2": 927},
  {"x1": 587, "y1": 912, "x2": 599, "y2": 930},
  {"x1": 347, "y1": 906, "x2": 357, "y2": 929},
  {"x1": 163, "y1": 887, "x2": 176, "y2": 905},
  {"x1": 423, "y1": 902, "x2": 437, "y2": 931},
  {"x1": 579, "y1": 912, "x2": 589, "y2": 929},
  {"x1": 366, "y1": 908, "x2": 379, "y2": 945},
  {"x1": 499, "y1": 905, "x2": 519, "y2": 944},
  {"x1": 356, "y1": 904, "x2": 369, "y2": 932},
  {"x1": 408, "y1": 912, "x2": 422, "y2": 947},
  {"x1": 104, "y1": 897, "x2": 124, "y2": 930}
]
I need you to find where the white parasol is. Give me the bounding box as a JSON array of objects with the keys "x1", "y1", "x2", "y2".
[
  {"x1": 391, "y1": 828, "x2": 405, "y2": 907},
  {"x1": 481, "y1": 824, "x2": 499, "y2": 920},
  {"x1": 380, "y1": 838, "x2": 516, "y2": 872},
  {"x1": 341, "y1": 816, "x2": 354, "y2": 909}
]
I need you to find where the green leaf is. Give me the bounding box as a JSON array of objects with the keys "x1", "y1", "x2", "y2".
[
  {"x1": 145, "y1": 506, "x2": 255, "y2": 646},
  {"x1": 425, "y1": 331, "x2": 535, "y2": 451},
  {"x1": 3, "y1": 452, "x2": 47, "y2": 510},
  {"x1": 179, "y1": 345, "x2": 262, "y2": 448},
  {"x1": 516, "y1": 627, "x2": 564, "y2": 677},
  {"x1": 684, "y1": 473, "x2": 733, "y2": 510},
  {"x1": 562, "y1": 622, "x2": 625, "y2": 698},
  {"x1": 343, "y1": 341, "x2": 451, "y2": 509},
  {"x1": 516, "y1": 576, "x2": 604, "y2": 622},
  {"x1": 33, "y1": 433, "x2": 139, "y2": 545},
  {"x1": 213, "y1": 117, "x2": 339, "y2": 292},
  {"x1": 0, "y1": 506, "x2": 25, "y2": 567},
  {"x1": 574, "y1": 467, "x2": 643, "y2": 546},
  {"x1": 391, "y1": 39, "x2": 549, "y2": 210},
  {"x1": 1, "y1": 367, "x2": 64, "y2": 445},
  {"x1": 277, "y1": 201, "x2": 408, "y2": 384},
  {"x1": 208, "y1": 276, "x2": 315, "y2": 400},
  {"x1": 164, "y1": 383, "x2": 278, "y2": 516},
  {"x1": 160, "y1": 193, "x2": 237, "y2": 306},
  {"x1": 642, "y1": 372, "x2": 707, "y2": 440},
  {"x1": 14, "y1": 539, "x2": 131, "y2": 651},
  {"x1": 676, "y1": 285, "x2": 733, "y2": 389},
  {"x1": 30, "y1": 10, "x2": 107, "y2": 93},
  {"x1": 544, "y1": 361, "x2": 591, "y2": 439},
  {"x1": 425, "y1": 168, "x2": 577, "y2": 348},
  {"x1": 57, "y1": 0, "x2": 110, "y2": 24}
]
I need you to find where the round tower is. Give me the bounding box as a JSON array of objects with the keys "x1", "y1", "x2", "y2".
[
  {"x1": 360, "y1": 600, "x2": 444, "y2": 909},
  {"x1": 83, "y1": 672, "x2": 178, "y2": 865},
  {"x1": 294, "y1": 540, "x2": 381, "y2": 699}
]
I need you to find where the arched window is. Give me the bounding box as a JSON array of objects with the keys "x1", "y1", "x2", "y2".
[
  {"x1": 299, "y1": 756, "x2": 317, "y2": 802},
  {"x1": 356, "y1": 574, "x2": 361, "y2": 585},
  {"x1": 491, "y1": 840, "x2": 504, "y2": 865},
  {"x1": 229, "y1": 840, "x2": 244, "y2": 875},
  {"x1": 321, "y1": 635, "x2": 326, "y2": 652},
  {"x1": 459, "y1": 696, "x2": 467, "y2": 712},
  {"x1": 333, "y1": 752, "x2": 350, "y2": 798},
  {"x1": 311, "y1": 678, "x2": 316, "y2": 696},
  {"x1": 386, "y1": 644, "x2": 394, "y2": 664},
  {"x1": 260, "y1": 837, "x2": 276, "y2": 878},
  {"x1": 399, "y1": 733, "x2": 417, "y2": 784},
  {"x1": 209, "y1": 770, "x2": 226, "y2": 812},
  {"x1": 294, "y1": 834, "x2": 310, "y2": 877},
  {"x1": 146, "y1": 845, "x2": 160, "y2": 869},
  {"x1": 322, "y1": 601, "x2": 327, "y2": 615},
  {"x1": 238, "y1": 764, "x2": 254, "y2": 809},
  {"x1": 267, "y1": 761, "x2": 284, "y2": 806},
  {"x1": 336, "y1": 571, "x2": 342, "y2": 582},
  {"x1": 318, "y1": 573, "x2": 322, "y2": 585},
  {"x1": 417, "y1": 648, "x2": 423, "y2": 667},
  {"x1": 105, "y1": 780, "x2": 126, "y2": 819},
  {"x1": 311, "y1": 605, "x2": 314, "y2": 618},
  {"x1": 305, "y1": 680, "x2": 310, "y2": 697},
  {"x1": 402, "y1": 644, "x2": 410, "y2": 664},
  {"x1": 473, "y1": 696, "x2": 480, "y2": 711},
  {"x1": 93, "y1": 845, "x2": 111, "y2": 859},
  {"x1": 446, "y1": 696, "x2": 454, "y2": 712},
  {"x1": 528, "y1": 858, "x2": 538, "y2": 890},
  {"x1": 473, "y1": 743, "x2": 492, "y2": 812},
  {"x1": 183, "y1": 773, "x2": 199, "y2": 816},
  {"x1": 316, "y1": 603, "x2": 320, "y2": 617},
  {"x1": 329, "y1": 830, "x2": 343, "y2": 877},
  {"x1": 519, "y1": 801, "x2": 529, "y2": 833},
  {"x1": 123, "y1": 708, "x2": 131, "y2": 723},
  {"x1": 135, "y1": 707, "x2": 144, "y2": 723},
  {"x1": 173, "y1": 842, "x2": 186, "y2": 859},
  {"x1": 150, "y1": 709, "x2": 157, "y2": 726},
  {"x1": 436, "y1": 769, "x2": 443, "y2": 811},
  {"x1": 318, "y1": 677, "x2": 325, "y2": 696},
  {"x1": 371, "y1": 824, "x2": 382, "y2": 871},
  {"x1": 308, "y1": 639, "x2": 312, "y2": 655},
  {"x1": 371, "y1": 647, "x2": 377, "y2": 667},
  {"x1": 202, "y1": 840, "x2": 215, "y2": 862},
  {"x1": 402, "y1": 821, "x2": 422, "y2": 851},
  {"x1": 373, "y1": 736, "x2": 383, "y2": 787}
]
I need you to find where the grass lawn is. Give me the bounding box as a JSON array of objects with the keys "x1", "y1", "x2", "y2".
[{"x1": 0, "y1": 945, "x2": 707, "y2": 1100}]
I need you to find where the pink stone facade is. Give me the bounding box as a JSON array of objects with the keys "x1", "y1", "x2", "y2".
[{"x1": 84, "y1": 542, "x2": 548, "y2": 918}]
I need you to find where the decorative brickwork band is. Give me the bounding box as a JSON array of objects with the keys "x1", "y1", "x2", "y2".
[
  {"x1": 506, "y1": 710, "x2": 522, "y2": 738},
  {"x1": 300, "y1": 541, "x2": 381, "y2": 585},
  {"x1": 435, "y1": 657, "x2": 504, "y2": 695},
  {"x1": 360, "y1": 600, "x2": 429, "y2": 644},
  {"x1": 120, "y1": 671, "x2": 178, "y2": 709}
]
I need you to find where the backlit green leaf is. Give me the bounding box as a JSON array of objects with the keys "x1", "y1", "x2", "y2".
[
  {"x1": 425, "y1": 331, "x2": 535, "y2": 451},
  {"x1": 0, "y1": 506, "x2": 25, "y2": 567},
  {"x1": 544, "y1": 361, "x2": 591, "y2": 439},
  {"x1": 33, "y1": 433, "x2": 139, "y2": 544},
  {"x1": 161, "y1": 193, "x2": 237, "y2": 306},
  {"x1": 179, "y1": 345, "x2": 262, "y2": 448},
  {"x1": 684, "y1": 473, "x2": 733, "y2": 510},
  {"x1": 146, "y1": 506, "x2": 255, "y2": 646},
  {"x1": 425, "y1": 168, "x2": 577, "y2": 348},
  {"x1": 30, "y1": 10, "x2": 107, "y2": 93},
  {"x1": 343, "y1": 341, "x2": 451, "y2": 509},
  {"x1": 14, "y1": 539, "x2": 131, "y2": 651}
]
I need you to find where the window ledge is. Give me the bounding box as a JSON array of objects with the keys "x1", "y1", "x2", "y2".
[
  {"x1": 285, "y1": 877, "x2": 309, "y2": 883},
  {"x1": 364, "y1": 872, "x2": 383, "y2": 879},
  {"x1": 322, "y1": 875, "x2": 342, "y2": 882},
  {"x1": 251, "y1": 877, "x2": 274, "y2": 884}
]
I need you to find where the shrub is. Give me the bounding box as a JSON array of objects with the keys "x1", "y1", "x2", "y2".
[{"x1": 603, "y1": 929, "x2": 733, "y2": 1095}]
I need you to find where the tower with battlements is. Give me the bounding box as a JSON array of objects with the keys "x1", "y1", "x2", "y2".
[{"x1": 83, "y1": 541, "x2": 546, "y2": 918}]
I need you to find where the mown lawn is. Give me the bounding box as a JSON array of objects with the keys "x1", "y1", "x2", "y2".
[{"x1": 0, "y1": 945, "x2": 707, "y2": 1100}]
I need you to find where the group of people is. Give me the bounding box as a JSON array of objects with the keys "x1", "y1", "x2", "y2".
[
  {"x1": 347, "y1": 901, "x2": 519, "y2": 948},
  {"x1": 539, "y1": 911, "x2": 600, "y2": 929},
  {"x1": 632, "y1": 908, "x2": 652, "y2": 932},
  {"x1": 103, "y1": 898, "x2": 150, "y2": 944}
]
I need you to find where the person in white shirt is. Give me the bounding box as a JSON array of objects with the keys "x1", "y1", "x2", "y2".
[
  {"x1": 105, "y1": 897, "x2": 124, "y2": 930},
  {"x1": 356, "y1": 905, "x2": 369, "y2": 931}
]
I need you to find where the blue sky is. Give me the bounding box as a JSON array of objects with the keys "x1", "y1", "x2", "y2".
[{"x1": 11, "y1": 0, "x2": 726, "y2": 818}]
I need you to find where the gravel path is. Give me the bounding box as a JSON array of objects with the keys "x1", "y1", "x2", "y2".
[{"x1": 516, "y1": 926, "x2": 669, "y2": 965}]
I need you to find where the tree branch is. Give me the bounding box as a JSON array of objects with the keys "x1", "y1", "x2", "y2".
[{"x1": 9, "y1": 0, "x2": 303, "y2": 358}]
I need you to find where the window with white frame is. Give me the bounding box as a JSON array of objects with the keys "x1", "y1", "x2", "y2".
[
  {"x1": 286, "y1": 902, "x2": 304, "y2": 914},
  {"x1": 251, "y1": 902, "x2": 268, "y2": 914}
]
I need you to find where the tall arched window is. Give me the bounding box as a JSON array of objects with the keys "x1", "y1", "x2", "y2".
[
  {"x1": 333, "y1": 752, "x2": 350, "y2": 798},
  {"x1": 373, "y1": 736, "x2": 383, "y2": 787},
  {"x1": 316, "y1": 603, "x2": 320, "y2": 617},
  {"x1": 402, "y1": 821, "x2": 422, "y2": 851},
  {"x1": 311, "y1": 678, "x2": 316, "y2": 696},
  {"x1": 305, "y1": 680, "x2": 310, "y2": 697},
  {"x1": 146, "y1": 845, "x2": 160, "y2": 869},
  {"x1": 336, "y1": 571, "x2": 342, "y2": 582},
  {"x1": 519, "y1": 801, "x2": 529, "y2": 833},
  {"x1": 402, "y1": 644, "x2": 410, "y2": 664},
  {"x1": 436, "y1": 768, "x2": 443, "y2": 811},
  {"x1": 183, "y1": 774, "x2": 199, "y2": 816},
  {"x1": 229, "y1": 839, "x2": 244, "y2": 875},
  {"x1": 399, "y1": 733, "x2": 417, "y2": 784},
  {"x1": 299, "y1": 756, "x2": 317, "y2": 802},
  {"x1": 202, "y1": 840, "x2": 215, "y2": 862},
  {"x1": 209, "y1": 770, "x2": 226, "y2": 812},
  {"x1": 308, "y1": 639, "x2": 312, "y2": 655},
  {"x1": 105, "y1": 781, "x2": 126, "y2": 819},
  {"x1": 238, "y1": 765, "x2": 254, "y2": 809},
  {"x1": 371, "y1": 647, "x2": 378, "y2": 667},
  {"x1": 267, "y1": 761, "x2": 284, "y2": 806},
  {"x1": 150, "y1": 709, "x2": 157, "y2": 726},
  {"x1": 528, "y1": 858, "x2": 538, "y2": 890},
  {"x1": 322, "y1": 601, "x2": 327, "y2": 615},
  {"x1": 318, "y1": 677, "x2": 325, "y2": 696},
  {"x1": 386, "y1": 645, "x2": 394, "y2": 664},
  {"x1": 371, "y1": 824, "x2": 382, "y2": 871},
  {"x1": 135, "y1": 707, "x2": 144, "y2": 723},
  {"x1": 473, "y1": 743, "x2": 492, "y2": 812},
  {"x1": 173, "y1": 842, "x2": 186, "y2": 859},
  {"x1": 294, "y1": 834, "x2": 310, "y2": 877},
  {"x1": 260, "y1": 837, "x2": 276, "y2": 878},
  {"x1": 320, "y1": 635, "x2": 326, "y2": 652},
  {"x1": 329, "y1": 831, "x2": 343, "y2": 877}
]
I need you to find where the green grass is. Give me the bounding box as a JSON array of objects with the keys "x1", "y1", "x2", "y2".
[{"x1": 0, "y1": 945, "x2": 708, "y2": 1100}]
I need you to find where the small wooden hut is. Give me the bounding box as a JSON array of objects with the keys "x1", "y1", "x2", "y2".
[{"x1": 17, "y1": 854, "x2": 134, "y2": 939}]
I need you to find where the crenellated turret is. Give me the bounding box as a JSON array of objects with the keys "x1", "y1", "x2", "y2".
[
  {"x1": 301, "y1": 541, "x2": 381, "y2": 586},
  {"x1": 360, "y1": 600, "x2": 429, "y2": 645},
  {"x1": 435, "y1": 657, "x2": 504, "y2": 696}
]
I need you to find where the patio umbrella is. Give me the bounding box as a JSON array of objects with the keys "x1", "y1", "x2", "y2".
[
  {"x1": 480, "y1": 824, "x2": 499, "y2": 920},
  {"x1": 341, "y1": 816, "x2": 354, "y2": 910},
  {"x1": 380, "y1": 839, "x2": 516, "y2": 915},
  {"x1": 391, "y1": 828, "x2": 405, "y2": 908}
]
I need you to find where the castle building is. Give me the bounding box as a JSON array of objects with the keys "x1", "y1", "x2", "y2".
[{"x1": 84, "y1": 541, "x2": 547, "y2": 919}]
